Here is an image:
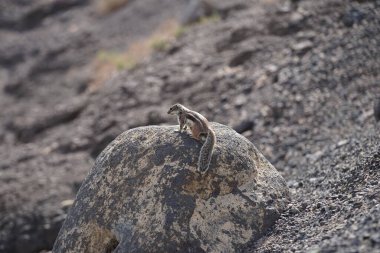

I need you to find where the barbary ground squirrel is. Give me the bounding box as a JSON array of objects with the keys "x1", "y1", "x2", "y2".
[{"x1": 168, "y1": 104, "x2": 216, "y2": 173}]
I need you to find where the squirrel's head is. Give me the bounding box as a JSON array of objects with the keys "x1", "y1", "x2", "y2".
[{"x1": 167, "y1": 103, "x2": 185, "y2": 115}]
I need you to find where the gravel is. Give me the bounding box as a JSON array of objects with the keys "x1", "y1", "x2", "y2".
[{"x1": 0, "y1": 0, "x2": 379, "y2": 252}]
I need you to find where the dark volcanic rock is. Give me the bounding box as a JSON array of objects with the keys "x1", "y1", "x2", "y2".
[
  {"x1": 342, "y1": 7, "x2": 365, "y2": 27},
  {"x1": 7, "y1": 97, "x2": 88, "y2": 142},
  {"x1": 180, "y1": 0, "x2": 217, "y2": 25},
  {"x1": 53, "y1": 123, "x2": 289, "y2": 252},
  {"x1": 0, "y1": 0, "x2": 88, "y2": 31},
  {"x1": 374, "y1": 98, "x2": 380, "y2": 122},
  {"x1": 229, "y1": 50, "x2": 256, "y2": 67},
  {"x1": 1, "y1": 0, "x2": 380, "y2": 252},
  {"x1": 233, "y1": 119, "x2": 255, "y2": 134}
]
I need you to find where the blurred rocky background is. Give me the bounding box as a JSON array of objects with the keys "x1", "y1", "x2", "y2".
[{"x1": 0, "y1": 0, "x2": 379, "y2": 252}]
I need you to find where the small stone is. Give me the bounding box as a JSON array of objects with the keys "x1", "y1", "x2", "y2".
[
  {"x1": 322, "y1": 235, "x2": 331, "y2": 240},
  {"x1": 306, "y1": 150, "x2": 324, "y2": 163},
  {"x1": 289, "y1": 207, "x2": 300, "y2": 215},
  {"x1": 229, "y1": 26, "x2": 253, "y2": 44},
  {"x1": 309, "y1": 177, "x2": 322, "y2": 184},
  {"x1": 234, "y1": 94, "x2": 247, "y2": 107},
  {"x1": 180, "y1": 0, "x2": 217, "y2": 25},
  {"x1": 337, "y1": 139, "x2": 349, "y2": 147},
  {"x1": 342, "y1": 8, "x2": 365, "y2": 27},
  {"x1": 233, "y1": 119, "x2": 255, "y2": 134},
  {"x1": 265, "y1": 64, "x2": 278, "y2": 73},
  {"x1": 60, "y1": 199, "x2": 74, "y2": 208},
  {"x1": 374, "y1": 98, "x2": 380, "y2": 121},
  {"x1": 229, "y1": 50, "x2": 255, "y2": 67},
  {"x1": 371, "y1": 234, "x2": 380, "y2": 244},
  {"x1": 291, "y1": 40, "x2": 313, "y2": 55},
  {"x1": 290, "y1": 12, "x2": 304, "y2": 24}
]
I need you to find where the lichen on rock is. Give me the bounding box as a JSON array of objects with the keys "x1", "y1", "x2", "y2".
[{"x1": 53, "y1": 123, "x2": 289, "y2": 252}]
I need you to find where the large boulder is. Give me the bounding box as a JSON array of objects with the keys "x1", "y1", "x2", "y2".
[{"x1": 53, "y1": 123, "x2": 289, "y2": 252}]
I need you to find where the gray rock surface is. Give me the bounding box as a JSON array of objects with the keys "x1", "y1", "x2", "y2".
[
  {"x1": 53, "y1": 123, "x2": 289, "y2": 252},
  {"x1": 1, "y1": 0, "x2": 380, "y2": 252}
]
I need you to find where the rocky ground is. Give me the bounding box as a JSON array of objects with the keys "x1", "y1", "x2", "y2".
[{"x1": 0, "y1": 0, "x2": 379, "y2": 252}]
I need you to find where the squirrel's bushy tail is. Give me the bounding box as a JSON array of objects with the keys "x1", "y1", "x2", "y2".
[{"x1": 198, "y1": 129, "x2": 216, "y2": 173}]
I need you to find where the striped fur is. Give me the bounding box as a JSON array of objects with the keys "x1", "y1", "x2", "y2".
[
  {"x1": 198, "y1": 129, "x2": 216, "y2": 173},
  {"x1": 168, "y1": 103, "x2": 216, "y2": 173}
]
